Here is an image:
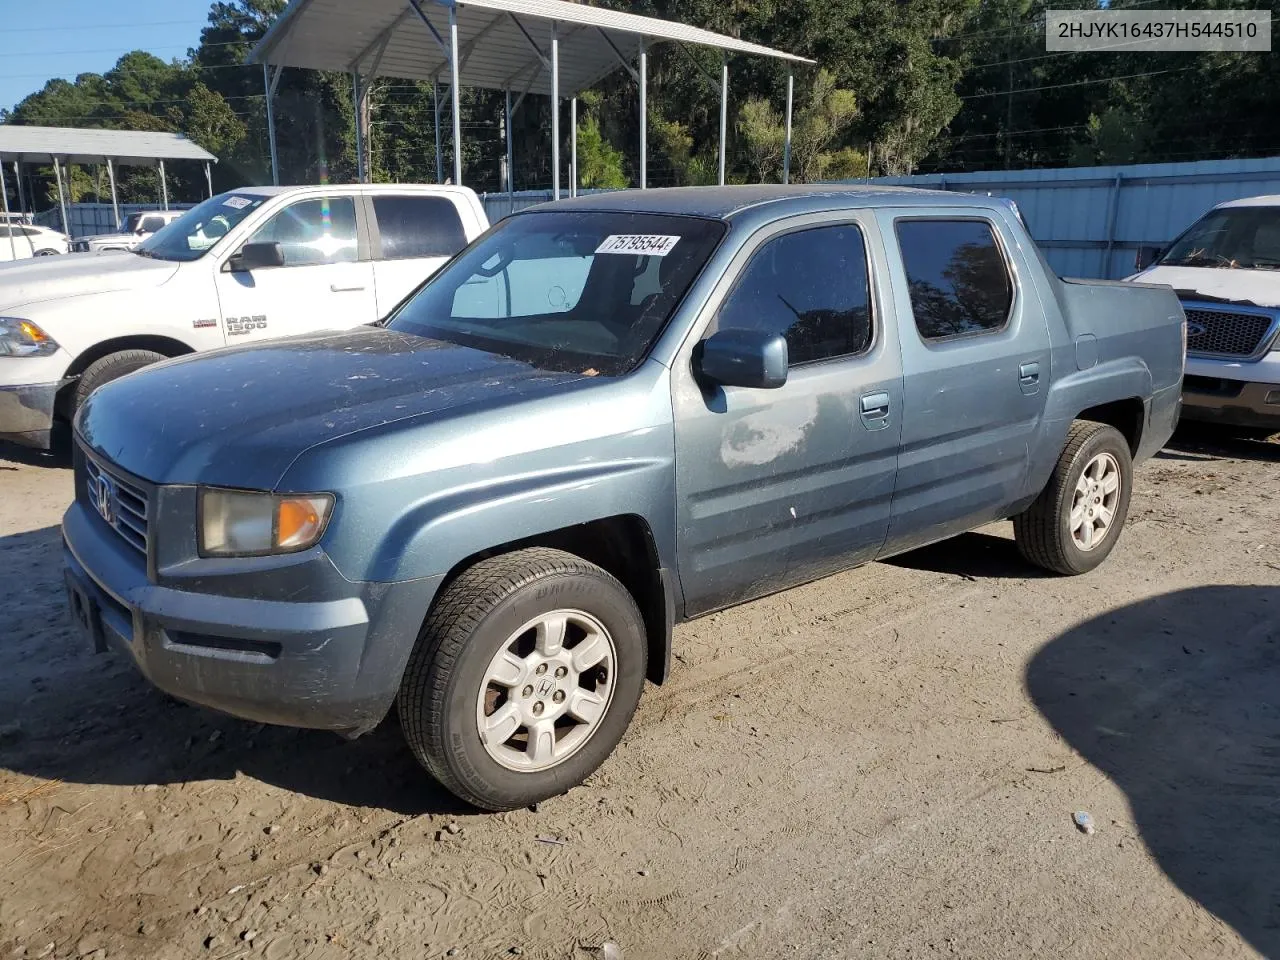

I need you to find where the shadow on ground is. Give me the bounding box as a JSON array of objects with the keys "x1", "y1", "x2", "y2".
[
  {"x1": 886, "y1": 530, "x2": 1048, "y2": 580},
  {"x1": 0, "y1": 525, "x2": 470, "y2": 816},
  {"x1": 1027, "y1": 585, "x2": 1280, "y2": 958},
  {"x1": 0, "y1": 438, "x2": 70, "y2": 469},
  {"x1": 1159, "y1": 422, "x2": 1280, "y2": 463}
]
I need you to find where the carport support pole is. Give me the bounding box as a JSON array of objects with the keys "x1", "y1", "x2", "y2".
[
  {"x1": 505, "y1": 89, "x2": 514, "y2": 209},
  {"x1": 264, "y1": 63, "x2": 280, "y2": 186},
  {"x1": 638, "y1": 42, "x2": 647, "y2": 189},
  {"x1": 353, "y1": 72, "x2": 366, "y2": 184},
  {"x1": 158, "y1": 160, "x2": 169, "y2": 210},
  {"x1": 570, "y1": 97, "x2": 578, "y2": 198},
  {"x1": 0, "y1": 161, "x2": 15, "y2": 261},
  {"x1": 204, "y1": 162, "x2": 214, "y2": 198},
  {"x1": 52, "y1": 156, "x2": 70, "y2": 239},
  {"x1": 551, "y1": 22, "x2": 560, "y2": 200},
  {"x1": 449, "y1": 6, "x2": 463, "y2": 186},
  {"x1": 718, "y1": 59, "x2": 728, "y2": 186},
  {"x1": 14, "y1": 160, "x2": 27, "y2": 217},
  {"x1": 106, "y1": 158, "x2": 120, "y2": 228},
  {"x1": 783, "y1": 72, "x2": 793, "y2": 185},
  {"x1": 434, "y1": 80, "x2": 443, "y2": 184}
]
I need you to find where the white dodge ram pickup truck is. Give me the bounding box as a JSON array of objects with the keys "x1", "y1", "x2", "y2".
[{"x1": 0, "y1": 183, "x2": 489, "y2": 448}]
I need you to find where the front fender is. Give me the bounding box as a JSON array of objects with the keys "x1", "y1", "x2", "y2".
[{"x1": 368, "y1": 457, "x2": 677, "y2": 583}]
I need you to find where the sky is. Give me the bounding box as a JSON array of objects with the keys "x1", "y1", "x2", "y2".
[{"x1": 1, "y1": 0, "x2": 215, "y2": 113}]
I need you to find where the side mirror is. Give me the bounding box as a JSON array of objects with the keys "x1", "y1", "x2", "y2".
[
  {"x1": 1134, "y1": 244, "x2": 1164, "y2": 271},
  {"x1": 697, "y1": 329, "x2": 788, "y2": 390},
  {"x1": 230, "y1": 241, "x2": 285, "y2": 272}
]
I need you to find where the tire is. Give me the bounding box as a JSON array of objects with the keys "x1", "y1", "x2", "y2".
[
  {"x1": 1014, "y1": 420, "x2": 1133, "y2": 576},
  {"x1": 398, "y1": 547, "x2": 647, "y2": 811},
  {"x1": 72, "y1": 349, "x2": 167, "y2": 415},
  {"x1": 34, "y1": 248, "x2": 60, "y2": 257}
]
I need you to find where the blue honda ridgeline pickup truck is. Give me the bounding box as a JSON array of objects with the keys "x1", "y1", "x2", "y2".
[{"x1": 63, "y1": 186, "x2": 1185, "y2": 810}]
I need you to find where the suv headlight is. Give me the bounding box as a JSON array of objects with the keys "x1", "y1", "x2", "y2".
[
  {"x1": 0, "y1": 318, "x2": 59, "y2": 357},
  {"x1": 198, "y1": 488, "x2": 335, "y2": 558}
]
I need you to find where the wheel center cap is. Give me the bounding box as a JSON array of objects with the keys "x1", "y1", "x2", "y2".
[{"x1": 537, "y1": 677, "x2": 556, "y2": 698}]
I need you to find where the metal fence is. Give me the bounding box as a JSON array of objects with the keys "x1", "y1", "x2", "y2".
[
  {"x1": 33, "y1": 202, "x2": 196, "y2": 239},
  {"x1": 479, "y1": 188, "x2": 618, "y2": 222},
  {"x1": 857, "y1": 157, "x2": 1280, "y2": 279}
]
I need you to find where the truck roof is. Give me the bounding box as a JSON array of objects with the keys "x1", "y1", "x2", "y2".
[
  {"x1": 1216, "y1": 195, "x2": 1280, "y2": 209},
  {"x1": 538, "y1": 184, "x2": 1008, "y2": 220},
  {"x1": 230, "y1": 183, "x2": 479, "y2": 199}
]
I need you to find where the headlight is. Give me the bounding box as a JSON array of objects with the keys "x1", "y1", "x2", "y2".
[
  {"x1": 0, "y1": 317, "x2": 59, "y2": 357},
  {"x1": 199, "y1": 488, "x2": 334, "y2": 558}
]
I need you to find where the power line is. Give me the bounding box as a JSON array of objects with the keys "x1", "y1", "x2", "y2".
[
  {"x1": 959, "y1": 67, "x2": 1194, "y2": 100},
  {"x1": 5, "y1": 19, "x2": 207, "y2": 32}
]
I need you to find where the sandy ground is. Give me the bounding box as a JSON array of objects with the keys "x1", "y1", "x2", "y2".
[{"x1": 0, "y1": 426, "x2": 1277, "y2": 960}]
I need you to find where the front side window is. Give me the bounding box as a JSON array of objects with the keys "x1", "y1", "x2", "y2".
[
  {"x1": 387, "y1": 211, "x2": 726, "y2": 375},
  {"x1": 140, "y1": 216, "x2": 167, "y2": 233},
  {"x1": 136, "y1": 192, "x2": 268, "y2": 262},
  {"x1": 713, "y1": 224, "x2": 874, "y2": 365},
  {"x1": 372, "y1": 195, "x2": 468, "y2": 260},
  {"x1": 246, "y1": 196, "x2": 359, "y2": 267},
  {"x1": 897, "y1": 219, "x2": 1014, "y2": 341},
  {"x1": 1160, "y1": 206, "x2": 1280, "y2": 270}
]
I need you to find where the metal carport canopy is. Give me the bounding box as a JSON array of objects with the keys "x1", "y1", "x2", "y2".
[
  {"x1": 0, "y1": 126, "x2": 218, "y2": 253},
  {"x1": 251, "y1": 0, "x2": 813, "y2": 193},
  {"x1": 0, "y1": 126, "x2": 217, "y2": 166}
]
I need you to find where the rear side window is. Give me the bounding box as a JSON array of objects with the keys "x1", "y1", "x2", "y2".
[
  {"x1": 140, "y1": 216, "x2": 167, "y2": 232},
  {"x1": 896, "y1": 219, "x2": 1013, "y2": 341},
  {"x1": 373, "y1": 195, "x2": 468, "y2": 260},
  {"x1": 714, "y1": 224, "x2": 874, "y2": 365}
]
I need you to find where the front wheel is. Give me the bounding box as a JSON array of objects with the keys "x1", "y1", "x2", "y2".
[
  {"x1": 398, "y1": 548, "x2": 647, "y2": 811},
  {"x1": 1014, "y1": 420, "x2": 1133, "y2": 575},
  {"x1": 72, "y1": 349, "x2": 167, "y2": 417}
]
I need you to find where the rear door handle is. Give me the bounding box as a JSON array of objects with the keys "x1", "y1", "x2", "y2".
[
  {"x1": 330, "y1": 283, "x2": 367, "y2": 293},
  {"x1": 1019, "y1": 361, "x2": 1040, "y2": 384},
  {"x1": 860, "y1": 391, "x2": 891, "y2": 430}
]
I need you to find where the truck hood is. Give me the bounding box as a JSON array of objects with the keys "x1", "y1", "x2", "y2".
[
  {"x1": 1133, "y1": 265, "x2": 1280, "y2": 308},
  {"x1": 0, "y1": 251, "x2": 179, "y2": 310},
  {"x1": 77, "y1": 326, "x2": 590, "y2": 489},
  {"x1": 80, "y1": 232, "x2": 137, "y2": 244}
]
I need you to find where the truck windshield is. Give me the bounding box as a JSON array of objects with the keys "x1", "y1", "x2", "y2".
[
  {"x1": 1161, "y1": 206, "x2": 1280, "y2": 270},
  {"x1": 387, "y1": 210, "x2": 726, "y2": 375},
  {"x1": 135, "y1": 193, "x2": 268, "y2": 262}
]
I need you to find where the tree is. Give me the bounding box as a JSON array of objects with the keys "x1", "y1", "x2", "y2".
[{"x1": 738, "y1": 70, "x2": 867, "y2": 183}]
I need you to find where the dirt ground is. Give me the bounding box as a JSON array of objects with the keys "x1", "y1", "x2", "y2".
[{"x1": 1, "y1": 426, "x2": 1277, "y2": 960}]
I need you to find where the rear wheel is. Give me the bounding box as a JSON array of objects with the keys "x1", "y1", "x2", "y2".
[
  {"x1": 1014, "y1": 420, "x2": 1133, "y2": 575},
  {"x1": 398, "y1": 548, "x2": 647, "y2": 811},
  {"x1": 72, "y1": 349, "x2": 167, "y2": 417},
  {"x1": 34, "y1": 248, "x2": 60, "y2": 257}
]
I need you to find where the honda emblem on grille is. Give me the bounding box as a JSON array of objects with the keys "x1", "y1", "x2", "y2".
[
  {"x1": 1186, "y1": 321, "x2": 1207, "y2": 338},
  {"x1": 92, "y1": 474, "x2": 116, "y2": 526}
]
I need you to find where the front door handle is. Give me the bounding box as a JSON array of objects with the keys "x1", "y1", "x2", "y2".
[
  {"x1": 860, "y1": 391, "x2": 891, "y2": 430},
  {"x1": 330, "y1": 283, "x2": 367, "y2": 293}
]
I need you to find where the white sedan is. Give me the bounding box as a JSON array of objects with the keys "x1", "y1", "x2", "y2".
[{"x1": 0, "y1": 223, "x2": 69, "y2": 261}]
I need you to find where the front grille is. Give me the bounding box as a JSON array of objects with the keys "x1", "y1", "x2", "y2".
[
  {"x1": 83, "y1": 455, "x2": 150, "y2": 555},
  {"x1": 1183, "y1": 307, "x2": 1277, "y2": 359}
]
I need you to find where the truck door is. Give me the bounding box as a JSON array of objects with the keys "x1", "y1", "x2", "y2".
[
  {"x1": 366, "y1": 193, "x2": 471, "y2": 315},
  {"x1": 877, "y1": 210, "x2": 1052, "y2": 556},
  {"x1": 672, "y1": 214, "x2": 904, "y2": 617},
  {"x1": 213, "y1": 194, "x2": 376, "y2": 343}
]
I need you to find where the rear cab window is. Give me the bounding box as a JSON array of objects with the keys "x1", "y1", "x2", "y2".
[
  {"x1": 372, "y1": 194, "x2": 468, "y2": 260},
  {"x1": 895, "y1": 219, "x2": 1014, "y2": 341}
]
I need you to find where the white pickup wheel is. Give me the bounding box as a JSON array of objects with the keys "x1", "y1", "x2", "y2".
[
  {"x1": 1014, "y1": 420, "x2": 1134, "y2": 575},
  {"x1": 398, "y1": 547, "x2": 647, "y2": 811},
  {"x1": 72, "y1": 349, "x2": 167, "y2": 416}
]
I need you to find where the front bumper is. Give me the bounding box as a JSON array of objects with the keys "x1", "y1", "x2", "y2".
[
  {"x1": 1182, "y1": 354, "x2": 1280, "y2": 429},
  {"x1": 62, "y1": 499, "x2": 441, "y2": 735},
  {"x1": 0, "y1": 380, "x2": 60, "y2": 448}
]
